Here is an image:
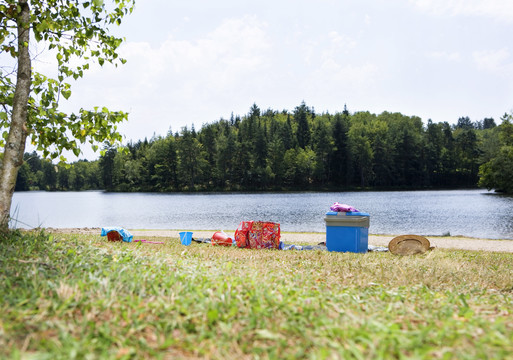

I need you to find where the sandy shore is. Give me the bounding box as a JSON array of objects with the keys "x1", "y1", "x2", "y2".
[{"x1": 47, "y1": 228, "x2": 513, "y2": 253}]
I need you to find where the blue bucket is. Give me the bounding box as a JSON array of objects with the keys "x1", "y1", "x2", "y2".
[{"x1": 179, "y1": 231, "x2": 193, "y2": 246}]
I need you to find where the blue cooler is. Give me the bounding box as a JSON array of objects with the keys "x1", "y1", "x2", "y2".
[{"x1": 324, "y1": 211, "x2": 370, "y2": 253}]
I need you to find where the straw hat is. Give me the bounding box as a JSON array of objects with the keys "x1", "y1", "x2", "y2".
[{"x1": 388, "y1": 235, "x2": 431, "y2": 255}]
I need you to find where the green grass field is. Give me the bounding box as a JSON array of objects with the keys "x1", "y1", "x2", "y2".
[{"x1": 1, "y1": 230, "x2": 512, "y2": 359}]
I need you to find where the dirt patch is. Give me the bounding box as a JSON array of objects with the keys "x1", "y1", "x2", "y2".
[{"x1": 44, "y1": 228, "x2": 513, "y2": 253}]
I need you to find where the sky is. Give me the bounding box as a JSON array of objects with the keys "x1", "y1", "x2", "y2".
[{"x1": 31, "y1": 0, "x2": 513, "y2": 160}]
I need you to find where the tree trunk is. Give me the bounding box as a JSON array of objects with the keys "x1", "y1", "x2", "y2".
[{"x1": 0, "y1": 0, "x2": 31, "y2": 229}]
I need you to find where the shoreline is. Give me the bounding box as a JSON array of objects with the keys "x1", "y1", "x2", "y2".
[{"x1": 45, "y1": 228, "x2": 513, "y2": 253}]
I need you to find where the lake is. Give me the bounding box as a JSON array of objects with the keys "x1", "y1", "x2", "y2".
[{"x1": 10, "y1": 189, "x2": 513, "y2": 240}]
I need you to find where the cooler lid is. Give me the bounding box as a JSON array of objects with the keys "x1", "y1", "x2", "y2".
[{"x1": 326, "y1": 211, "x2": 369, "y2": 217}]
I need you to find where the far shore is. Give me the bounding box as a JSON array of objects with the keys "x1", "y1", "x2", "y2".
[{"x1": 44, "y1": 228, "x2": 513, "y2": 253}]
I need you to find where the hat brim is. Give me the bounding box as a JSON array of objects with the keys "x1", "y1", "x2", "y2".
[{"x1": 388, "y1": 235, "x2": 431, "y2": 255}]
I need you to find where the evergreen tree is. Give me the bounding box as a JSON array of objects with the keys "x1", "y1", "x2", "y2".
[
  {"x1": 177, "y1": 126, "x2": 205, "y2": 190},
  {"x1": 389, "y1": 115, "x2": 424, "y2": 187},
  {"x1": 15, "y1": 163, "x2": 31, "y2": 191},
  {"x1": 253, "y1": 120, "x2": 268, "y2": 188},
  {"x1": 146, "y1": 136, "x2": 178, "y2": 191},
  {"x1": 280, "y1": 115, "x2": 294, "y2": 150},
  {"x1": 266, "y1": 134, "x2": 285, "y2": 187},
  {"x1": 331, "y1": 113, "x2": 351, "y2": 186},
  {"x1": 199, "y1": 123, "x2": 218, "y2": 176},
  {"x1": 41, "y1": 161, "x2": 58, "y2": 190},
  {"x1": 425, "y1": 120, "x2": 445, "y2": 186},
  {"x1": 479, "y1": 114, "x2": 513, "y2": 193},
  {"x1": 294, "y1": 101, "x2": 311, "y2": 149},
  {"x1": 483, "y1": 117, "x2": 497, "y2": 129},
  {"x1": 369, "y1": 118, "x2": 393, "y2": 186},
  {"x1": 214, "y1": 130, "x2": 230, "y2": 188},
  {"x1": 57, "y1": 165, "x2": 70, "y2": 190},
  {"x1": 311, "y1": 116, "x2": 333, "y2": 185},
  {"x1": 440, "y1": 122, "x2": 458, "y2": 185},
  {"x1": 348, "y1": 122, "x2": 374, "y2": 187},
  {"x1": 99, "y1": 143, "x2": 117, "y2": 190},
  {"x1": 454, "y1": 128, "x2": 479, "y2": 185},
  {"x1": 455, "y1": 116, "x2": 473, "y2": 130}
]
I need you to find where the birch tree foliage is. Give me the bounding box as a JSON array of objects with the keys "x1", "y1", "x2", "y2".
[
  {"x1": 0, "y1": 0, "x2": 134, "y2": 228},
  {"x1": 0, "y1": 0, "x2": 135, "y2": 160}
]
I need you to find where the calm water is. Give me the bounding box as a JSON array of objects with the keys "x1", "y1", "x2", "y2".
[{"x1": 10, "y1": 189, "x2": 513, "y2": 239}]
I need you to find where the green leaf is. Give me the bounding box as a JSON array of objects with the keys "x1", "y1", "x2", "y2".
[{"x1": 61, "y1": 90, "x2": 71, "y2": 100}]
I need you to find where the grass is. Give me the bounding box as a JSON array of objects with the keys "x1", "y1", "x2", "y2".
[{"x1": 1, "y1": 231, "x2": 513, "y2": 359}]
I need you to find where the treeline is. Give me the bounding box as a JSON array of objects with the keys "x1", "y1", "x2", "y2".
[
  {"x1": 16, "y1": 155, "x2": 101, "y2": 191},
  {"x1": 15, "y1": 103, "x2": 513, "y2": 193}
]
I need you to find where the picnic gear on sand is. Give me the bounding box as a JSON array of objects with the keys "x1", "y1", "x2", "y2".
[
  {"x1": 324, "y1": 210, "x2": 370, "y2": 253},
  {"x1": 179, "y1": 231, "x2": 193, "y2": 246},
  {"x1": 330, "y1": 202, "x2": 359, "y2": 213},
  {"x1": 101, "y1": 227, "x2": 163, "y2": 244},
  {"x1": 234, "y1": 221, "x2": 281, "y2": 249},
  {"x1": 388, "y1": 234, "x2": 431, "y2": 255},
  {"x1": 101, "y1": 227, "x2": 134, "y2": 242},
  {"x1": 368, "y1": 244, "x2": 389, "y2": 252},
  {"x1": 211, "y1": 231, "x2": 233, "y2": 246},
  {"x1": 280, "y1": 242, "x2": 326, "y2": 251}
]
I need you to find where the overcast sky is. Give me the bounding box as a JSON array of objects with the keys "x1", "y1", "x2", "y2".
[{"x1": 34, "y1": 0, "x2": 513, "y2": 160}]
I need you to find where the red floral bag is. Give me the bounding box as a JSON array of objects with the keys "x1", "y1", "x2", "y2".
[{"x1": 234, "y1": 221, "x2": 280, "y2": 249}]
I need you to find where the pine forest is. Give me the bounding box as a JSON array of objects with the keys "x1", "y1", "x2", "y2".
[{"x1": 16, "y1": 103, "x2": 513, "y2": 194}]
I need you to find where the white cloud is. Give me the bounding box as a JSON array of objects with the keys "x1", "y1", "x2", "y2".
[
  {"x1": 473, "y1": 48, "x2": 513, "y2": 73},
  {"x1": 303, "y1": 31, "x2": 357, "y2": 66},
  {"x1": 315, "y1": 32, "x2": 367, "y2": 85},
  {"x1": 121, "y1": 16, "x2": 271, "y2": 90},
  {"x1": 54, "y1": 15, "x2": 272, "y2": 139},
  {"x1": 411, "y1": 0, "x2": 513, "y2": 21},
  {"x1": 328, "y1": 31, "x2": 357, "y2": 50},
  {"x1": 309, "y1": 60, "x2": 379, "y2": 94},
  {"x1": 428, "y1": 51, "x2": 461, "y2": 62}
]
